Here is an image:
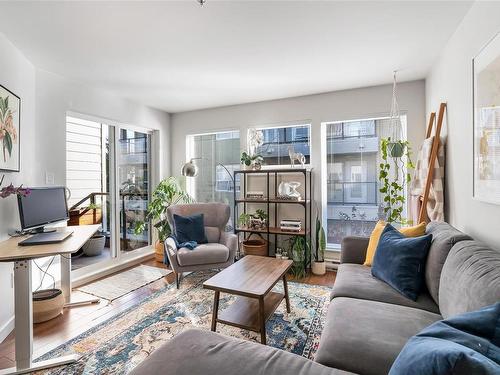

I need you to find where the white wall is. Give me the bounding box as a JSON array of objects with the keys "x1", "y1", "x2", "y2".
[
  {"x1": 35, "y1": 69, "x2": 171, "y2": 187},
  {"x1": 0, "y1": 33, "x2": 36, "y2": 342},
  {"x1": 426, "y1": 1, "x2": 500, "y2": 250},
  {"x1": 171, "y1": 80, "x2": 426, "y2": 224}
]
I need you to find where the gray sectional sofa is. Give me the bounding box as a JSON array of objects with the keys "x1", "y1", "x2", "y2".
[{"x1": 130, "y1": 222, "x2": 500, "y2": 375}]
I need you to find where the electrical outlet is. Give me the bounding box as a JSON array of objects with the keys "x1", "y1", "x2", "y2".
[{"x1": 45, "y1": 172, "x2": 55, "y2": 185}]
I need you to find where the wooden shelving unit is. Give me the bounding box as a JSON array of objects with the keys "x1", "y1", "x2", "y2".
[{"x1": 233, "y1": 168, "x2": 313, "y2": 271}]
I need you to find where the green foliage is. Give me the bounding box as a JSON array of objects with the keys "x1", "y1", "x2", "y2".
[
  {"x1": 315, "y1": 214, "x2": 326, "y2": 262},
  {"x1": 238, "y1": 213, "x2": 253, "y2": 227},
  {"x1": 134, "y1": 177, "x2": 194, "y2": 242},
  {"x1": 378, "y1": 137, "x2": 414, "y2": 224},
  {"x1": 287, "y1": 236, "x2": 310, "y2": 280},
  {"x1": 238, "y1": 210, "x2": 268, "y2": 228},
  {"x1": 240, "y1": 151, "x2": 264, "y2": 166}
]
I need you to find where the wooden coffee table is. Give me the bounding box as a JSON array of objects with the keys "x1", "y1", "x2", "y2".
[{"x1": 203, "y1": 255, "x2": 293, "y2": 345}]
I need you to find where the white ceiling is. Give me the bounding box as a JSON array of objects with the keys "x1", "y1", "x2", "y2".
[{"x1": 0, "y1": 1, "x2": 472, "y2": 113}]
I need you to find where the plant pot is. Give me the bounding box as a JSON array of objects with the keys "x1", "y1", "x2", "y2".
[
  {"x1": 82, "y1": 234, "x2": 105, "y2": 256},
  {"x1": 154, "y1": 240, "x2": 165, "y2": 263},
  {"x1": 312, "y1": 261, "x2": 326, "y2": 276},
  {"x1": 388, "y1": 142, "x2": 405, "y2": 158},
  {"x1": 33, "y1": 289, "x2": 64, "y2": 323},
  {"x1": 252, "y1": 161, "x2": 262, "y2": 171}
]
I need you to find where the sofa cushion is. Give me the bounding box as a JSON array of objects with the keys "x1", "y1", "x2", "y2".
[
  {"x1": 439, "y1": 240, "x2": 500, "y2": 319},
  {"x1": 425, "y1": 222, "x2": 472, "y2": 304},
  {"x1": 315, "y1": 297, "x2": 442, "y2": 375},
  {"x1": 371, "y1": 224, "x2": 433, "y2": 301},
  {"x1": 389, "y1": 303, "x2": 500, "y2": 375},
  {"x1": 331, "y1": 264, "x2": 440, "y2": 314},
  {"x1": 177, "y1": 243, "x2": 229, "y2": 267},
  {"x1": 129, "y1": 329, "x2": 356, "y2": 375}
]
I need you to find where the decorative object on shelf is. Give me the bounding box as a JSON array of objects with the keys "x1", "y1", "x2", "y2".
[
  {"x1": 277, "y1": 181, "x2": 301, "y2": 200},
  {"x1": 134, "y1": 177, "x2": 194, "y2": 263},
  {"x1": 280, "y1": 219, "x2": 302, "y2": 232},
  {"x1": 247, "y1": 128, "x2": 264, "y2": 156},
  {"x1": 0, "y1": 85, "x2": 20, "y2": 172},
  {"x1": 275, "y1": 247, "x2": 283, "y2": 259},
  {"x1": 378, "y1": 71, "x2": 414, "y2": 224},
  {"x1": 238, "y1": 209, "x2": 268, "y2": 230},
  {"x1": 312, "y1": 210, "x2": 326, "y2": 276},
  {"x1": 195, "y1": 0, "x2": 207, "y2": 6},
  {"x1": 246, "y1": 191, "x2": 265, "y2": 199},
  {"x1": 240, "y1": 151, "x2": 263, "y2": 170},
  {"x1": 473, "y1": 32, "x2": 500, "y2": 205},
  {"x1": 0, "y1": 174, "x2": 30, "y2": 198},
  {"x1": 288, "y1": 145, "x2": 306, "y2": 167},
  {"x1": 241, "y1": 233, "x2": 268, "y2": 256}
]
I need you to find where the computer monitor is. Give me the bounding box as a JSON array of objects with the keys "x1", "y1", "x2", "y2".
[{"x1": 17, "y1": 187, "x2": 69, "y2": 233}]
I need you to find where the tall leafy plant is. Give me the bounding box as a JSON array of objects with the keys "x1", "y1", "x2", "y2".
[
  {"x1": 315, "y1": 214, "x2": 326, "y2": 262},
  {"x1": 378, "y1": 137, "x2": 414, "y2": 224},
  {"x1": 134, "y1": 177, "x2": 194, "y2": 242}
]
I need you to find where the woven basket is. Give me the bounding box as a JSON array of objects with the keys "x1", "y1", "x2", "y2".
[
  {"x1": 33, "y1": 289, "x2": 64, "y2": 323},
  {"x1": 241, "y1": 233, "x2": 268, "y2": 256}
]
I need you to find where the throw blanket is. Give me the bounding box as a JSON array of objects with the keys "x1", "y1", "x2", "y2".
[
  {"x1": 163, "y1": 236, "x2": 198, "y2": 266},
  {"x1": 410, "y1": 136, "x2": 445, "y2": 222}
]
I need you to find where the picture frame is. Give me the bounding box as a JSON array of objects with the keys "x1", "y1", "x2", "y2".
[
  {"x1": 0, "y1": 84, "x2": 20, "y2": 172},
  {"x1": 473, "y1": 32, "x2": 500, "y2": 205}
]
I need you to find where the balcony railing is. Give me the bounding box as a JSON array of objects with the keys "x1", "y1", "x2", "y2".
[{"x1": 327, "y1": 181, "x2": 378, "y2": 205}]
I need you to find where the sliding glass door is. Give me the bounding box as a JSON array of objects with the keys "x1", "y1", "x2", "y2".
[
  {"x1": 66, "y1": 115, "x2": 152, "y2": 271},
  {"x1": 118, "y1": 129, "x2": 152, "y2": 253}
]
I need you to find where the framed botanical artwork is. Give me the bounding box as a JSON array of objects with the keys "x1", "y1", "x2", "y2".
[
  {"x1": 473, "y1": 32, "x2": 500, "y2": 204},
  {"x1": 0, "y1": 85, "x2": 20, "y2": 172}
]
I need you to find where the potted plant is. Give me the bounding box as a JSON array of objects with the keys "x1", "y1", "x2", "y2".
[
  {"x1": 240, "y1": 151, "x2": 264, "y2": 170},
  {"x1": 134, "y1": 176, "x2": 194, "y2": 262},
  {"x1": 379, "y1": 137, "x2": 414, "y2": 224},
  {"x1": 287, "y1": 235, "x2": 310, "y2": 280},
  {"x1": 238, "y1": 213, "x2": 253, "y2": 228},
  {"x1": 312, "y1": 213, "x2": 326, "y2": 276}
]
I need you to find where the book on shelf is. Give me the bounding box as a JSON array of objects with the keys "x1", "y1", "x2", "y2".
[
  {"x1": 246, "y1": 191, "x2": 265, "y2": 199},
  {"x1": 280, "y1": 219, "x2": 302, "y2": 232}
]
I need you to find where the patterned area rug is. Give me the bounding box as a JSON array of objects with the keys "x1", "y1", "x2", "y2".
[
  {"x1": 77, "y1": 265, "x2": 172, "y2": 301},
  {"x1": 36, "y1": 270, "x2": 330, "y2": 374}
]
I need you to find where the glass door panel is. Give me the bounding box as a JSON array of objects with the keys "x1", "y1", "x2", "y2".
[
  {"x1": 118, "y1": 128, "x2": 151, "y2": 253},
  {"x1": 66, "y1": 117, "x2": 117, "y2": 270}
]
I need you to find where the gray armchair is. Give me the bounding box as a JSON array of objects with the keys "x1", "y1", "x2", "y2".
[{"x1": 165, "y1": 203, "x2": 237, "y2": 288}]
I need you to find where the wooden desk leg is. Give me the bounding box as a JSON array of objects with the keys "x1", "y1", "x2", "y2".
[
  {"x1": 283, "y1": 275, "x2": 291, "y2": 313},
  {"x1": 259, "y1": 297, "x2": 266, "y2": 345},
  {"x1": 211, "y1": 291, "x2": 220, "y2": 332}
]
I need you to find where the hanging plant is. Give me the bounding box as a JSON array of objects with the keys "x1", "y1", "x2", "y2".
[{"x1": 379, "y1": 137, "x2": 414, "y2": 224}]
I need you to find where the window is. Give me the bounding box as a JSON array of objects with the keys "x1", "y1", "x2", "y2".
[
  {"x1": 186, "y1": 131, "x2": 240, "y2": 229},
  {"x1": 323, "y1": 116, "x2": 407, "y2": 248},
  {"x1": 255, "y1": 124, "x2": 311, "y2": 166}
]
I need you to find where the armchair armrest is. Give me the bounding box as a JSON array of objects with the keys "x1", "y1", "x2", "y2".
[
  {"x1": 220, "y1": 231, "x2": 238, "y2": 262},
  {"x1": 164, "y1": 237, "x2": 180, "y2": 269},
  {"x1": 340, "y1": 236, "x2": 369, "y2": 265}
]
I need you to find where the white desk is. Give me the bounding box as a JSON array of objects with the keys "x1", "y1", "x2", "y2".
[{"x1": 0, "y1": 225, "x2": 100, "y2": 375}]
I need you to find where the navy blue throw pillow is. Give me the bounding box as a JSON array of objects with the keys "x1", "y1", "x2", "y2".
[
  {"x1": 371, "y1": 223, "x2": 432, "y2": 301},
  {"x1": 173, "y1": 213, "x2": 208, "y2": 244},
  {"x1": 389, "y1": 303, "x2": 500, "y2": 375}
]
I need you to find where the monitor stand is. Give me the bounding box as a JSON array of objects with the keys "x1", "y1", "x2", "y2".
[{"x1": 32, "y1": 226, "x2": 57, "y2": 234}]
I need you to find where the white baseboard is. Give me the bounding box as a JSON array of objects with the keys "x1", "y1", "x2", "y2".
[{"x1": 0, "y1": 315, "x2": 14, "y2": 343}]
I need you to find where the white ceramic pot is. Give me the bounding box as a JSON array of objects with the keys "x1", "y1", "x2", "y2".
[{"x1": 312, "y1": 261, "x2": 326, "y2": 276}]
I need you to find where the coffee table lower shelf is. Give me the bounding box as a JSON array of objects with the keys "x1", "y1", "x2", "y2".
[{"x1": 217, "y1": 291, "x2": 285, "y2": 333}]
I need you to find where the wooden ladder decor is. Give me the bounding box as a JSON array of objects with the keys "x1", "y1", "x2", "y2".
[{"x1": 418, "y1": 102, "x2": 446, "y2": 223}]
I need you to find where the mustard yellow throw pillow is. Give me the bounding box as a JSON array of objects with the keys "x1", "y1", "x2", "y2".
[{"x1": 363, "y1": 221, "x2": 426, "y2": 266}]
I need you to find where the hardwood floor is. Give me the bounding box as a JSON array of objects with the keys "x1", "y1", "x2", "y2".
[{"x1": 0, "y1": 258, "x2": 336, "y2": 369}]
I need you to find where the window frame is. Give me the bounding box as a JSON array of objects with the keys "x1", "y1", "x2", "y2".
[{"x1": 252, "y1": 122, "x2": 312, "y2": 169}]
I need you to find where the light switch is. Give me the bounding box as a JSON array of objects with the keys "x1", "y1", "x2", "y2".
[{"x1": 45, "y1": 172, "x2": 55, "y2": 185}]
